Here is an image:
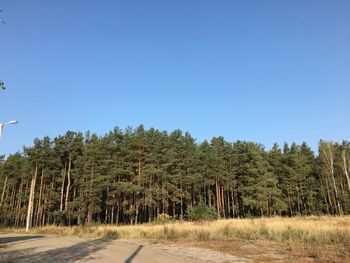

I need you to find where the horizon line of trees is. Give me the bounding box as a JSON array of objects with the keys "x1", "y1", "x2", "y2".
[{"x1": 0, "y1": 125, "x2": 349, "y2": 228}]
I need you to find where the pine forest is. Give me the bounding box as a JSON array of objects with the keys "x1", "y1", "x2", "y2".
[{"x1": 0, "y1": 125, "x2": 349, "y2": 228}]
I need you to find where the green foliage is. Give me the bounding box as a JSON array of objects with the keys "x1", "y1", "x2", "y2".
[
  {"x1": 0, "y1": 125, "x2": 349, "y2": 228},
  {"x1": 187, "y1": 201, "x2": 218, "y2": 221}
]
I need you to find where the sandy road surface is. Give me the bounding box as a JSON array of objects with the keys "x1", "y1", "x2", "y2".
[{"x1": 0, "y1": 234, "x2": 250, "y2": 263}]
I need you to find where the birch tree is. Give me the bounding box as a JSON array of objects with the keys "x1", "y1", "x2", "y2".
[
  {"x1": 319, "y1": 141, "x2": 343, "y2": 215},
  {"x1": 340, "y1": 142, "x2": 350, "y2": 193}
]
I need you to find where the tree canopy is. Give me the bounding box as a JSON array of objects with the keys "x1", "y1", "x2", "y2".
[{"x1": 0, "y1": 126, "x2": 349, "y2": 227}]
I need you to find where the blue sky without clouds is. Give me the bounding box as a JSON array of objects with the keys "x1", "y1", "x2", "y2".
[{"x1": 0, "y1": 0, "x2": 349, "y2": 156}]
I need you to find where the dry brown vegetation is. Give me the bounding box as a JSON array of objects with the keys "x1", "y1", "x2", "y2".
[{"x1": 3, "y1": 216, "x2": 350, "y2": 262}]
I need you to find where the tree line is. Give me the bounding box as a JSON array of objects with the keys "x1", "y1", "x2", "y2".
[{"x1": 0, "y1": 125, "x2": 349, "y2": 228}]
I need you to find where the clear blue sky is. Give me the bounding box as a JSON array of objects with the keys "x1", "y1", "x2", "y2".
[{"x1": 1, "y1": 0, "x2": 349, "y2": 156}]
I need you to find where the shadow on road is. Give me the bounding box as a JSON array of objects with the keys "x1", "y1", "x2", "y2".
[
  {"x1": 124, "y1": 245, "x2": 143, "y2": 263},
  {"x1": 0, "y1": 238, "x2": 113, "y2": 263},
  {"x1": 0, "y1": 235, "x2": 44, "y2": 245}
]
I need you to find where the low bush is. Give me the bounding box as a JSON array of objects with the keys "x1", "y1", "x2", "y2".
[
  {"x1": 187, "y1": 201, "x2": 218, "y2": 221},
  {"x1": 155, "y1": 213, "x2": 176, "y2": 224}
]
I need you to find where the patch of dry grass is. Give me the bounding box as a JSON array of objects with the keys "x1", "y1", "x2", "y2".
[
  {"x1": 3, "y1": 216, "x2": 350, "y2": 262},
  {"x1": 5, "y1": 216, "x2": 350, "y2": 244}
]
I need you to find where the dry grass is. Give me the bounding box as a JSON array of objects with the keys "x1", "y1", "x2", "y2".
[
  {"x1": 3, "y1": 216, "x2": 350, "y2": 262},
  {"x1": 18, "y1": 216, "x2": 350, "y2": 245}
]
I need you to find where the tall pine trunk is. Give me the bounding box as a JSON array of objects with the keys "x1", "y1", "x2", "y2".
[
  {"x1": 0, "y1": 174, "x2": 8, "y2": 208},
  {"x1": 35, "y1": 169, "x2": 44, "y2": 227},
  {"x1": 215, "y1": 178, "x2": 220, "y2": 217},
  {"x1": 26, "y1": 165, "x2": 38, "y2": 232},
  {"x1": 60, "y1": 162, "x2": 66, "y2": 212},
  {"x1": 231, "y1": 189, "x2": 235, "y2": 217},
  {"x1": 65, "y1": 158, "x2": 72, "y2": 209}
]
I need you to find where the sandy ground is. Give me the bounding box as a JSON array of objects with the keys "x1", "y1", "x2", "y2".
[{"x1": 0, "y1": 234, "x2": 250, "y2": 263}]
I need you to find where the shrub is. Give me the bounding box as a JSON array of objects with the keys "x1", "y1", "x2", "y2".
[
  {"x1": 155, "y1": 213, "x2": 176, "y2": 224},
  {"x1": 187, "y1": 201, "x2": 218, "y2": 221}
]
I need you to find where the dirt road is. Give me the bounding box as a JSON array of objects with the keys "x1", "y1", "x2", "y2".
[{"x1": 0, "y1": 234, "x2": 249, "y2": 263}]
